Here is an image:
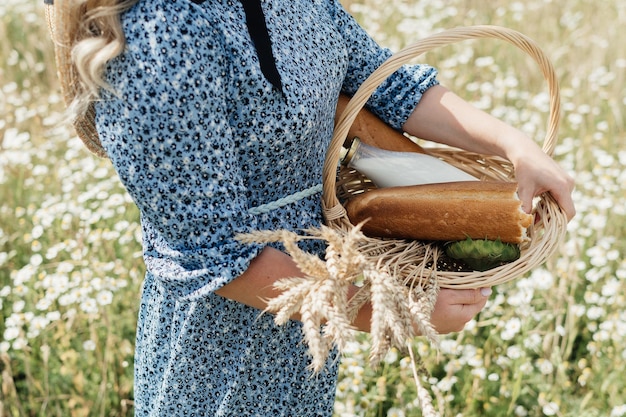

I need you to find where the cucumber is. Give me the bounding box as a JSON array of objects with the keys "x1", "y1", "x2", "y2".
[{"x1": 444, "y1": 238, "x2": 521, "y2": 271}]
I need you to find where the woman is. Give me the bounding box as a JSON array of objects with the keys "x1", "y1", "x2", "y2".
[{"x1": 47, "y1": 0, "x2": 575, "y2": 415}]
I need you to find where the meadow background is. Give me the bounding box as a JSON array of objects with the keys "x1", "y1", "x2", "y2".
[{"x1": 1, "y1": 0, "x2": 624, "y2": 416}]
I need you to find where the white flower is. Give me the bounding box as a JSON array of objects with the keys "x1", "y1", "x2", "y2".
[
  {"x1": 519, "y1": 362, "x2": 533, "y2": 374},
  {"x1": 12, "y1": 284, "x2": 28, "y2": 296},
  {"x1": 586, "y1": 245, "x2": 611, "y2": 269},
  {"x1": 601, "y1": 278, "x2": 621, "y2": 298},
  {"x1": 12, "y1": 337, "x2": 28, "y2": 350},
  {"x1": 536, "y1": 359, "x2": 554, "y2": 375},
  {"x1": 471, "y1": 367, "x2": 487, "y2": 379},
  {"x1": 83, "y1": 340, "x2": 97, "y2": 351},
  {"x1": 28, "y1": 315, "x2": 49, "y2": 334},
  {"x1": 383, "y1": 348, "x2": 398, "y2": 364},
  {"x1": 501, "y1": 317, "x2": 522, "y2": 341},
  {"x1": 0, "y1": 286, "x2": 10, "y2": 297},
  {"x1": 607, "y1": 249, "x2": 620, "y2": 261},
  {"x1": 46, "y1": 311, "x2": 61, "y2": 322},
  {"x1": 80, "y1": 298, "x2": 99, "y2": 315},
  {"x1": 475, "y1": 56, "x2": 495, "y2": 67},
  {"x1": 13, "y1": 264, "x2": 35, "y2": 285},
  {"x1": 31, "y1": 224, "x2": 44, "y2": 239},
  {"x1": 96, "y1": 290, "x2": 113, "y2": 306},
  {"x1": 439, "y1": 338, "x2": 460, "y2": 355},
  {"x1": 2, "y1": 128, "x2": 30, "y2": 149},
  {"x1": 436, "y1": 376, "x2": 458, "y2": 392},
  {"x1": 506, "y1": 345, "x2": 523, "y2": 360},
  {"x1": 58, "y1": 293, "x2": 77, "y2": 306},
  {"x1": 386, "y1": 408, "x2": 405, "y2": 417},
  {"x1": 467, "y1": 354, "x2": 483, "y2": 367},
  {"x1": 500, "y1": 329, "x2": 515, "y2": 340},
  {"x1": 610, "y1": 404, "x2": 626, "y2": 417},
  {"x1": 570, "y1": 304, "x2": 586, "y2": 317},
  {"x1": 4, "y1": 313, "x2": 23, "y2": 328},
  {"x1": 30, "y1": 253, "x2": 43, "y2": 266},
  {"x1": 529, "y1": 268, "x2": 554, "y2": 290},
  {"x1": 57, "y1": 261, "x2": 74, "y2": 274},
  {"x1": 507, "y1": 287, "x2": 533, "y2": 306},
  {"x1": 523, "y1": 333, "x2": 542, "y2": 351},
  {"x1": 586, "y1": 306, "x2": 605, "y2": 320},
  {"x1": 30, "y1": 238, "x2": 43, "y2": 252},
  {"x1": 464, "y1": 319, "x2": 477, "y2": 331},
  {"x1": 35, "y1": 297, "x2": 52, "y2": 311},
  {"x1": 444, "y1": 359, "x2": 463, "y2": 374},
  {"x1": 3, "y1": 326, "x2": 20, "y2": 341},
  {"x1": 514, "y1": 405, "x2": 529, "y2": 416},
  {"x1": 12, "y1": 299, "x2": 26, "y2": 313},
  {"x1": 542, "y1": 402, "x2": 559, "y2": 416}
]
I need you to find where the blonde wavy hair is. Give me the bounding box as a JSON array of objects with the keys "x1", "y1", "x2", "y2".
[{"x1": 57, "y1": 0, "x2": 139, "y2": 120}]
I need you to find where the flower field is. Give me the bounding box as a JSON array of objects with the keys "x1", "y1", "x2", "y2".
[{"x1": 1, "y1": 0, "x2": 625, "y2": 416}]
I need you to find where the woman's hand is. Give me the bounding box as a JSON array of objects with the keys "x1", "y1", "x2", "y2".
[
  {"x1": 505, "y1": 138, "x2": 576, "y2": 220},
  {"x1": 429, "y1": 287, "x2": 492, "y2": 333}
]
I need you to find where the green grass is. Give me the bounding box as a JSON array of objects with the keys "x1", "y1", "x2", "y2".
[{"x1": 1, "y1": 0, "x2": 625, "y2": 416}]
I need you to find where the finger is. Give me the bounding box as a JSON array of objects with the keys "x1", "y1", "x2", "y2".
[
  {"x1": 546, "y1": 171, "x2": 576, "y2": 220},
  {"x1": 480, "y1": 287, "x2": 493, "y2": 297},
  {"x1": 516, "y1": 186, "x2": 534, "y2": 215},
  {"x1": 440, "y1": 287, "x2": 491, "y2": 305},
  {"x1": 553, "y1": 188, "x2": 576, "y2": 221},
  {"x1": 434, "y1": 296, "x2": 489, "y2": 333},
  {"x1": 459, "y1": 296, "x2": 489, "y2": 322}
]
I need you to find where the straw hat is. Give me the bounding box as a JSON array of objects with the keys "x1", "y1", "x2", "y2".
[{"x1": 44, "y1": 0, "x2": 108, "y2": 157}]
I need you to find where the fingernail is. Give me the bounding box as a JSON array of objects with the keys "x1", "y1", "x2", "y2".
[{"x1": 480, "y1": 287, "x2": 493, "y2": 297}]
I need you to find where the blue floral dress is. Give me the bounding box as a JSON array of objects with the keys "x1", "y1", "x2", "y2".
[{"x1": 95, "y1": 0, "x2": 438, "y2": 415}]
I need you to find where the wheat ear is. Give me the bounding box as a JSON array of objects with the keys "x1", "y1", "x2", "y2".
[{"x1": 408, "y1": 341, "x2": 439, "y2": 417}]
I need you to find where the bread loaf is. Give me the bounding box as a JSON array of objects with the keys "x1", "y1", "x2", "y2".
[
  {"x1": 344, "y1": 181, "x2": 533, "y2": 244},
  {"x1": 336, "y1": 94, "x2": 427, "y2": 154}
]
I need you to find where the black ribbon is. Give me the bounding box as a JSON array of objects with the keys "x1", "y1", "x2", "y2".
[{"x1": 238, "y1": 0, "x2": 283, "y2": 90}]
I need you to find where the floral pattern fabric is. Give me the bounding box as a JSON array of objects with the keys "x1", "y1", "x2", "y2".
[{"x1": 95, "y1": 0, "x2": 438, "y2": 415}]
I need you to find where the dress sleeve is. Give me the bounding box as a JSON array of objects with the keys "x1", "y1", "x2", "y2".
[
  {"x1": 95, "y1": 5, "x2": 264, "y2": 301},
  {"x1": 328, "y1": 0, "x2": 439, "y2": 130}
]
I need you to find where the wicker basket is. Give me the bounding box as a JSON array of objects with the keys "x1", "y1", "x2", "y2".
[{"x1": 322, "y1": 25, "x2": 569, "y2": 289}]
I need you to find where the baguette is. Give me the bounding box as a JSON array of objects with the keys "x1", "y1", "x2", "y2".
[
  {"x1": 344, "y1": 181, "x2": 533, "y2": 244},
  {"x1": 336, "y1": 94, "x2": 427, "y2": 154}
]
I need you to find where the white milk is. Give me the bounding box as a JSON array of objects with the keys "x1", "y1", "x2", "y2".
[{"x1": 344, "y1": 138, "x2": 478, "y2": 188}]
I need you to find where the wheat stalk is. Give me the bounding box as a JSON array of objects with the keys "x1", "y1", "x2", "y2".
[
  {"x1": 408, "y1": 340, "x2": 440, "y2": 417},
  {"x1": 236, "y1": 225, "x2": 441, "y2": 372}
]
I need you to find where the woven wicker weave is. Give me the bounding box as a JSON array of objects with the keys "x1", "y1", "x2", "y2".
[{"x1": 323, "y1": 25, "x2": 569, "y2": 289}]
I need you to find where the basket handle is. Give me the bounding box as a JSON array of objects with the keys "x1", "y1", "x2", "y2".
[{"x1": 322, "y1": 25, "x2": 561, "y2": 223}]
